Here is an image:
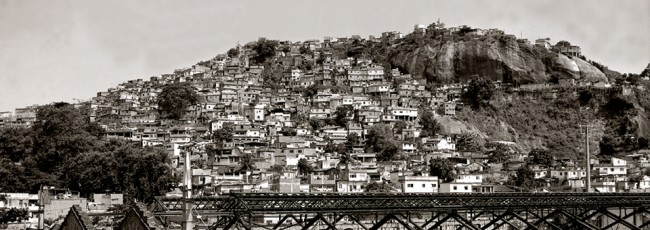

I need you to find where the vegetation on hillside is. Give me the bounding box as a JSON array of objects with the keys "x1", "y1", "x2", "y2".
[
  {"x1": 456, "y1": 84, "x2": 650, "y2": 160},
  {"x1": 0, "y1": 103, "x2": 177, "y2": 203}
]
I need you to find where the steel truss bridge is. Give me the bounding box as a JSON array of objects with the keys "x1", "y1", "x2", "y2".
[{"x1": 152, "y1": 193, "x2": 650, "y2": 230}]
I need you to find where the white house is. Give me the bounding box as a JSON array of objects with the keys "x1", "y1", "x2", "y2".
[
  {"x1": 398, "y1": 176, "x2": 439, "y2": 193},
  {"x1": 439, "y1": 182, "x2": 473, "y2": 193}
]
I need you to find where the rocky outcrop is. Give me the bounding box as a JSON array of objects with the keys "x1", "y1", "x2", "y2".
[{"x1": 387, "y1": 35, "x2": 608, "y2": 84}]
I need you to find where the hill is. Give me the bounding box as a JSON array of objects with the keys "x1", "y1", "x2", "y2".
[{"x1": 382, "y1": 25, "x2": 608, "y2": 84}]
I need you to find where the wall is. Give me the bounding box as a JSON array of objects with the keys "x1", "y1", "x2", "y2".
[{"x1": 44, "y1": 199, "x2": 87, "y2": 220}]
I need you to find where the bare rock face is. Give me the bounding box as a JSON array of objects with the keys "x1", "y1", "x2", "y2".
[
  {"x1": 388, "y1": 36, "x2": 608, "y2": 84},
  {"x1": 572, "y1": 56, "x2": 607, "y2": 82}
]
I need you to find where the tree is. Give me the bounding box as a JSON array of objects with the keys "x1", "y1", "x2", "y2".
[
  {"x1": 309, "y1": 119, "x2": 326, "y2": 131},
  {"x1": 280, "y1": 127, "x2": 297, "y2": 136},
  {"x1": 324, "y1": 141, "x2": 336, "y2": 153},
  {"x1": 429, "y1": 158, "x2": 456, "y2": 182},
  {"x1": 418, "y1": 105, "x2": 441, "y2": 137},
  {"x1": 456, "y1": 131, "x2": 481, "y2": 152},
  {"x1": 261, "y1": 63, "x2": 285, "y2": 90},
  {"x1": 32, "y1": 102, "x2": 103, "y2": 174},
  {"x1": 638, "y1": 137, "x2": 649, "y2": 149},
  {"x1": 299, "y1": 46, "x2": 313, "y2": 55},
  {"x1": 251, "y1": 37, "x2": 278, "y2": 64},
  {"x1": 511, "y1": 164, "x2": 542, "y2": 191},
  {"x1": 227, "y1": 48, "x2": 240, "y2": 58},
  {"x1": 157, "y1": 82, "x2": 201, "y2": 120},
  {"x1": 212, "y1": 123, "x2": 234, "y2": 149},
  {"x1": 346, "y1": 133, "x2": 361, "y2": 146},
  {"x1": 65, "y1": 151, "x2": 118, "y2": 196},
  {"x1": 239, "y1": 153, "x2": 256, "y2": 172},
  {"x1": 485, "y1": 142, "x2": 512, "y2": 163},
  {"x1": 464, "y1": 79, "x2": 494, "y2": 109},
  {"x1": 297, "y1": 158, "x2": 313, "y2": 175},
  {"x1": 603, "y1": 92, "x2": 634, "y2": 117},
  {"x1": 0, "y1": 202, "x2": 28, "y2": 225},
  {"x1": 578, "y1": 89, "x2": 593, "y2": 107},
  {"x1": 365, "y1": 124, "x2": 401, "y2": 161},
  {"x1": 393, "y1": 120, "x2": 408, "y2": 134},
  {"x1": 0, "y1": 127, "x2": 33, "y2": 162},
  {"x1": 527, "y1": 148, "x2": 554, "y2": 167},
  {"x1": 363, "y1": 181, "x2": 393, "y2": 193},
  {"x1": 269, "y1": 164, "x2": 285, "y2": 174},
  {"x1": 111, "y1": 144, "x2": 177, "y2": 203},
  {"x1": 303, "y1": 84, "x2": 320, "y2": 104},
  {"x1": 555, "y1": 40, "x2": 571, "y2": 48},
  {"x1": 333, "y1": 105, "x2": 354, "y2": 127}
]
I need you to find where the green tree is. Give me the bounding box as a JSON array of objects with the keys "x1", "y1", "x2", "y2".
[
  {"x1": 299, "y1": 46, "x2": 313, "y2": 55},
  {"x1": 251, "y1": 37, "x2": 279, "y2": 64},
  {"x1": 429, "y1": 158, "x2": 456, "y2": 182},
  {"x1": 324, "y1": 141, "x2": 336, "y2": 153},
  {"x1": 393, "y1": 120, "x2": 408, "y2": 134},
  {"x1": 157, "y1": 82, "x2": 201, "y2": 120},
  {"x1": 309, "y1": 118, "x2": 326, "y2": 131},
  {"x1": 365, "y1": 124, "x2": 401, "y2": 161},
  {"x1": 227, "y1": 48, "x2": 240, "y2": 58},
  {"x1": 111, "y1": 144, "x2": 177, "y2": 203},
  {"x1": 578, "y1": 89, "x2": 594, "y2": 107},
  {"x1": 0, "y1": 127, "x2": 33, "y2": 162},
  {"x1": 269, "y1": 164, "x2": 285, "y2": 174},
  {"x1": 212, "y1": 123, "x2": 234, "y2": 149},
  {"x1": 511, "y1": 164, "x2": 542, "y2": 191},
  {"x1": 0, "y1": 197, "x2": 29, "y2": 225},
  {"x1": 486, "y1": 142, "x2": 512, "y2": 163},
  {"x1": 346, "y1": 132, "x2": 361, "y2": 146},
  {"x1": 464, "y1": 79, "x2": 494, "y2": 109},
  {"x1": 297, "y1": 158, "x2": 313, "y2": 175},
  {"x1": 238, "y1": 153, "x2": 256, "y2": 172},
  {"x1": 280, "y1": 127, "x2": 297, "y2": 136},
  {"x1": 527, "y1": 148, "x2": 554, "y2": 167},
  {"x1": 363, "y1": 181, "x2": 393, "y2": 193},
  {"x1": 333, "y1": 105, "x2": 354, "y2": 127},
  {"x1": 32, "y1": 102, "x2": 103, "y2": 174},
  {"x1": 65, "y1": 151, "x2": 118, "y2": 196},
  {"x1": 261, "y1": 63, "x2": 285, "y2": 90},
  {"x1": 456, "y1": 131, "x2": 481, "y2": 152},
  {"x1": 418, "y1": 105, "x2": 441, "y2": 137},
  {"x1": 603, "y1": 94, "x2": 634, "y2": 117},
  {"x1": 303, "y1": 84, "x2": 320, "y2": 104}
]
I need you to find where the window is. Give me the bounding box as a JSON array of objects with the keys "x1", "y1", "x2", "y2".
[
  {"x1": 350, "y1": 174, "x2": 357, "y2": 178},
  {"x1": 421, "y1": 184, "x2": 426, "y2": 188},
  {"x1": 407, "y1": 184, "x2": 414, "y2": 188},
  {"x1": 453, "y1": 186, "x2": 457, "y2": 190}
]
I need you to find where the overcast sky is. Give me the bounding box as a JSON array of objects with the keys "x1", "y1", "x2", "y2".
[{"x1": 1, "y1": 0, "x2": 649, "y2": 112}]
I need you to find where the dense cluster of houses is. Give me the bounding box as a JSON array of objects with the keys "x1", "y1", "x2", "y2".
[{"x1": 2, "y1": 25, "x2": 649, "y2": 200}]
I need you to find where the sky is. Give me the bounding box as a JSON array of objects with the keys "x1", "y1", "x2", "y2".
[{"x1": 1, "y1": 0, "x2": 649, "y2": 112}]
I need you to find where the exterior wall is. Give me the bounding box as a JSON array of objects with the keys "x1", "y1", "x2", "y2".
[
  {"x1": 336, "y1": 180, "x2": 366, "y2": 193},
  {"x1": 399, "y1": 176, "x2": 439, "y2": 193},
  {"x1": 439, "y1": 183, "x2": 472, "y2": 193},
  {"x1": 45, "y1": 199, "x2": 88, "y2": 220},
  {"x1": 455, "y1": 174, "x2": 483, "y2": 184},
  {"x1": 118, "y1": 210, "x2": 151, "y2": 230}
]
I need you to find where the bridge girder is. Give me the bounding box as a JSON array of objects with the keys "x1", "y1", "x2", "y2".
[{"x1": 152, "y1": 193, "x2": 650, "y2": 229}]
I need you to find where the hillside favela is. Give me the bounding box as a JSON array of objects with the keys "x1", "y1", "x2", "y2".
[{"x1": 3, "y1": 18, "x2": 650, "y2": 230}]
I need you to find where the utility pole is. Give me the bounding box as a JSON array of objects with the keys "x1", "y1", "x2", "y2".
[
  {"x1": 37, "y1": 186, "x2": 45, "y2": 230},
  {"x1": 581, "y1": 125, "x2": 592, "y2": 193},
  {"x1": 182, "y1": 145, "x2": 194, "y2": 230}
]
